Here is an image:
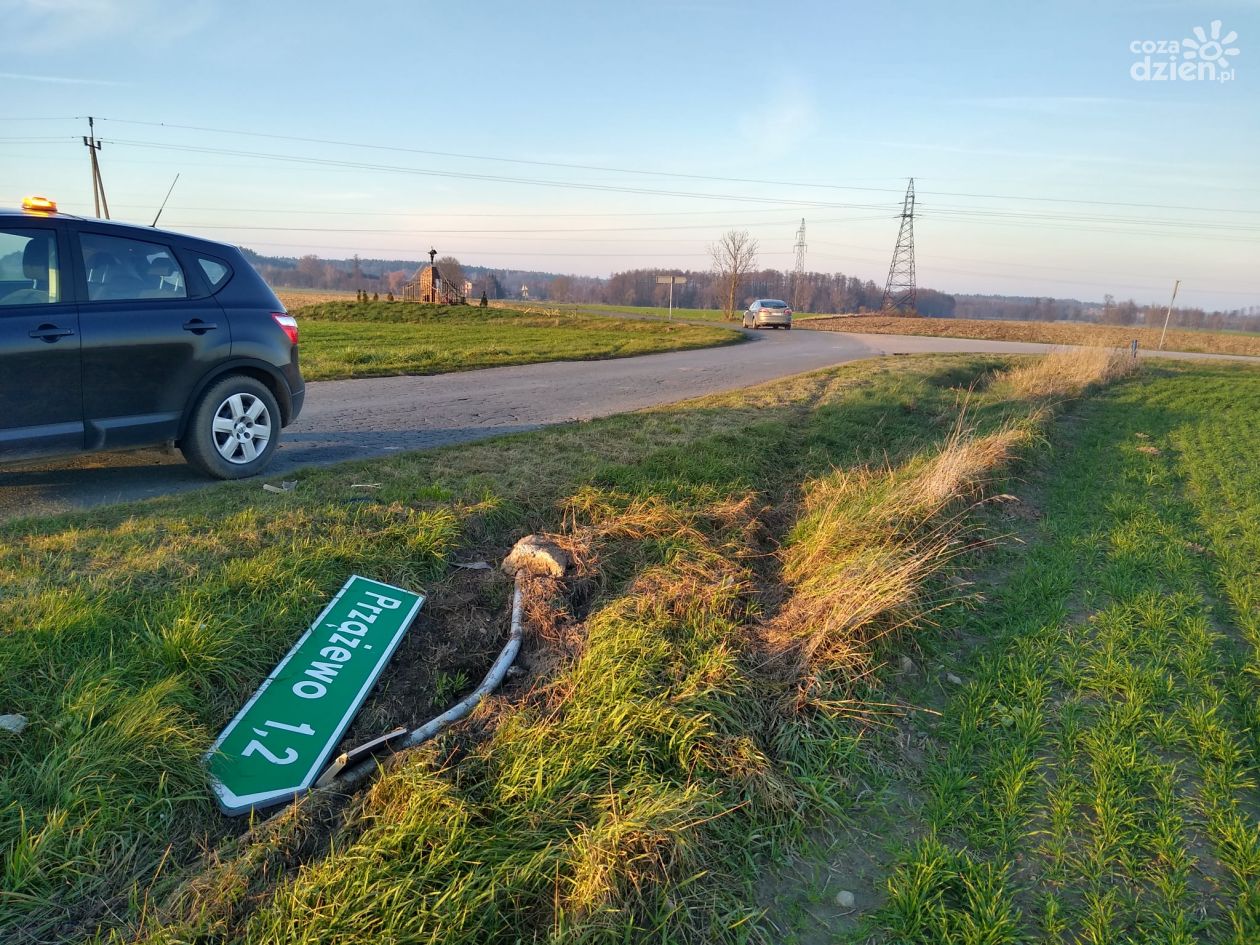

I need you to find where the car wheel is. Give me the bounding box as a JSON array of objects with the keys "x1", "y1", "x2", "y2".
[{"x1": 181, "y1": 375, "x2": 281, "y2": 479}]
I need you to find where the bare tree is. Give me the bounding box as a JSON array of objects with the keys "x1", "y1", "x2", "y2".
[
  {"x1": 709, "y1": 230, "x2": 758, "y2": 320},
  {"x1": 548, "y1": 275, "x2": 573, "y2": 301},
  {"x1": 435, "y1": 256, "x2": 467, "y2": 296}
]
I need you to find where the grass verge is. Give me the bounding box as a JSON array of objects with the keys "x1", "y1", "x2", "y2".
[
  {"x1": 821, "y1": 360, "x2": 1260, "y2": 944},
  {"x1": 0, "y1": 349, "x2": 1189, "y2": 943},
  {"x1": 292, "y1": 301, "x2": 739, "y2": 380}
]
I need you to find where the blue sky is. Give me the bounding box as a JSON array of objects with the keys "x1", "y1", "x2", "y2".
[{"x1": 1, "y1": 0, "x2": 1257, "y2": 308}]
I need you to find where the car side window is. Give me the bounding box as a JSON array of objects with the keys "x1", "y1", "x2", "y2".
[
  {"x1": 0, "y1": 228, "x2": 61, "y2": 307},
  {"x1": 78, "y1": 232, "x2": 187, "y2": 302}
]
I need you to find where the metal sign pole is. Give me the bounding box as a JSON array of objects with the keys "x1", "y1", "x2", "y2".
[{"x1": 657, "y1": 274, "x2": 686, "y2": 323}]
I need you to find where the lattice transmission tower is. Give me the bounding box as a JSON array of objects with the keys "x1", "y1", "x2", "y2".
[
  {"x1": 790, "y1": 218, "x2": 807, "y2": 310},
  {"x1": 881, "y1": 178, "x2": 916, "y2": 313}
]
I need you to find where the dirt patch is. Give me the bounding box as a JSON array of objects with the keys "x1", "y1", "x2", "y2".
[
  {"x1": 347, "y1": 563, "x2": 512, "y2": 742},
  {"x1": 753, "y1": 694, "x2": 943, "y2": 943}
]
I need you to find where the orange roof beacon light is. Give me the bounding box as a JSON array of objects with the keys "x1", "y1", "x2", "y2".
[{"x1": 22, "y1": 195, "x2": 58, "y2": 213}]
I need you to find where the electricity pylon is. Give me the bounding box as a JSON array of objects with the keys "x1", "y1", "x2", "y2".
[
  {"x1": 790, "y1": 218, "x2": 807, "y2": 310},
  {"x1": 882, "y1": 178, "x2": 916, "y2": 313}
]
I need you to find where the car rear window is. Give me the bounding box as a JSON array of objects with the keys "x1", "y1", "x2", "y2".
[
  {"x1": 761, "y1": 300, "x2": 788, "y2": 309},
  {"x1": 197, "y1": 257, "x2": 231, "y2": 290}
]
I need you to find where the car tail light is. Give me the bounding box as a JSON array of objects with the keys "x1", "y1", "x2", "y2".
[
  {"x1": 272, "y1": 312, "x2": 299, "y2": 345},
  {"x1": 785, "y1": 309, "x2": 793, "y2": 317}
]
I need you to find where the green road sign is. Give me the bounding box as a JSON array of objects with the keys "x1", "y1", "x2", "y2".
[{"x1": 206, "y1": 575, "x2": 425, "y2": 815}]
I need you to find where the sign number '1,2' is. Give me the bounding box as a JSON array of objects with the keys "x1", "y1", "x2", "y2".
[
  {"x1": 205, "y1": 575, "x2": 426, "y2": 815},
  {"x1": 241, "y1": 719, "x2": 316, "y2": 765}
]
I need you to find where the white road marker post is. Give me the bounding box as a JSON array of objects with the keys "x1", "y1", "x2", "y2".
[{"x1": 1158, "y1": 279, "x2": 1181, "y2": 352}]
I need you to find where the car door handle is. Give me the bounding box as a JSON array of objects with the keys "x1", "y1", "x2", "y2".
[
  {"x1": 183, "y1": 319, "x2": 219, "y2": 333},
  {"x1": 29, "y1": 324, "x2": 75, "y2": 341}
]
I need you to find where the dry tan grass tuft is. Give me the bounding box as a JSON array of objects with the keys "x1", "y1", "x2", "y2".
[
  {"x1": 767, "y1": 348, "x2": 1140, "y2": 685},
  {"x1": 768, "y1": 415, "x2": 1043, "y2": 683},
  {"x1": 999, "y1": 346, "x2": 1139, "y2": 400},
  {"x1": 901, "y1": 418, "x2": 1035, "y2": 514},
  {"x1": 770, "y1": 531, "x2": 948, "y2": 678},
  {"x1": 768, "y1": 465, "x2": 970, "y2": 683}
]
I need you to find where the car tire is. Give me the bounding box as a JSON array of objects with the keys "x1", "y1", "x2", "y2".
[{"x1": 181, "y1": 375, "x2": 281, "y2": 480}]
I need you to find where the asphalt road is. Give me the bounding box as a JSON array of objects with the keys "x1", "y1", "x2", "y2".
[{"x1": 2, "y1": 327, "x2": 1254, "y2": 520}]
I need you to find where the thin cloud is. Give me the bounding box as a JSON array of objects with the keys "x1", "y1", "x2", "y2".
[
  {"x1": 0, "y1": 0, "x2": 216, "y2": 51},
  {"x1": 954, "y1": 95, "x2": 1140, "y2": 112},
  {"x1": 0, "y1": 70, "x2": 127, "y2": 85},
  {"x1": 846, "y1": 137, "x2": 1211, "y2": 171}
]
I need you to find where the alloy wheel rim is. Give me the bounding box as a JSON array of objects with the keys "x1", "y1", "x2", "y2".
[{"x1": 210, "y1": 393, "x2": 272, "y2": 464}]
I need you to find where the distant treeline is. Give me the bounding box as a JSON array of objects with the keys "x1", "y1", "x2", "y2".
[
  {"x1": 243, "y1": 249, "x2": 1259, "y2": 332},
  {"x1": 954, "y1": 293, "x2": 1260, "y2": 333},
  {"x1": 598, "y1": 268, "x2": 958, "y2": 317}
]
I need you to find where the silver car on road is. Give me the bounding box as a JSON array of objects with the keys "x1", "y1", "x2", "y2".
[{"x1": 742, "y1": 299, "x2": 793, "y2": 329}]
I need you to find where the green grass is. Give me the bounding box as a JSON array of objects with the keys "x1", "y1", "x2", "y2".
[
  {"x1": 0, "y1": 354, "x2": 1019, "y2": 942},
  {"x1": 4, "y1": 352, "x2": 1253, "y2": 944},
  {"x1": 848, "y1": 361, "x2": 1260, "y2": 944},
  {"x1": 294, "y1": 302, "x2": 739, "y2": 380},
  {"x1": 531, "y1": 301, "x2": 738, "y2": 322}
]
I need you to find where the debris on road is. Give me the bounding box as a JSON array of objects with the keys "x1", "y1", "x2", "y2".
[
  {"x1": 0, "y1": 714, "x2": 29, "y2": 735},
  {"x1": 314, "y1": 726, "x2": 409, "y2": 788}
]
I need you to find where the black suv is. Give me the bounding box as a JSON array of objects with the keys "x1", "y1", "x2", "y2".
[{"x1": 0, "y1": 198, "x2": 304, "y2": 479}]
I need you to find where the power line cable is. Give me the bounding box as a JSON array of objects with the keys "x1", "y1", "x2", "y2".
[
  {"x1": 88, "y1": 116, "x2": 1260, "y2": 216},
  {"x1": 98, "y1": 137, "x2": 1259, "y2": 243},
  {"x1": 100, "y1": 137, "x2": 878, "y2": 209}
]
